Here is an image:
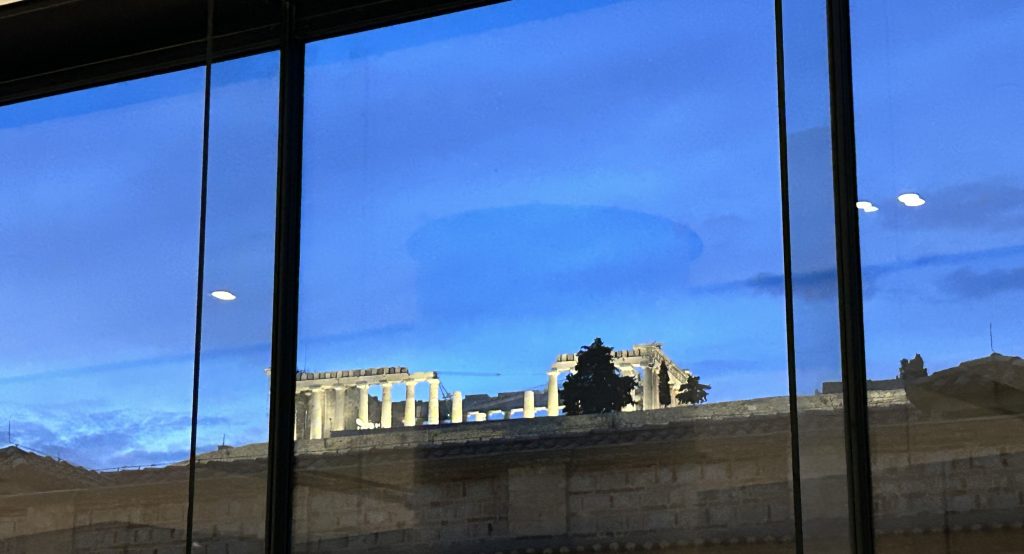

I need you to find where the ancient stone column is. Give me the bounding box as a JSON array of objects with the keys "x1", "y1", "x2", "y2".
[
  {"x1": 547, "y1": 370, "x2": 560, "y2": 416},
  {"x1": 653, "y1": 365, "x2": 662, "y2": 409},
  {"x1": 323, "y1": 387, "x2": 335, "y2": 433},
  {"x1": 294, "y1": 392, "x2": 309, "y2": 440},
  {"x1": 451, "y1": 391, "x2": 464, "y2": 423},
  {"x1": 647, "y1": 364, "x2": 655, "y2": 407},
  {"x1": 309, "y1": 388, "x2": 325, "y2": 440},
  {"x1": 523, "y1": 390, "x2": 536, "y2": 419},
  {"x1": 332, "y1": 386, "x2": 347, "y2": 431},
  {"x1": 380, "y1": 382, "x2": 393, "y2": 429},
  {"x1": 357, "y1": 384, "x2": 369, "y2": 428},
  {"x1": 403, "y1": 380, "x2": 419, "y2": 427},
  {"x1": 427, "y1": 378, "x2": 441, "y2": 425}
]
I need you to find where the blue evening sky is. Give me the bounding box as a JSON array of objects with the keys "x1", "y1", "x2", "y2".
[{"x1": 0, "y1": 0, "x2": 1021, "y2": 469}]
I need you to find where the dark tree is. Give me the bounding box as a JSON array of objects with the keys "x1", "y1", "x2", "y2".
[
  {"x1": 898, "y1": 354, "x2": 927, "y2": 380},
  {"x1": 676, "y1": 374, "x2": 711, "y2": 405},
  {"x1": 562, "y1": 338, "x2": 638, "y2": 415},
  {"x1": 657, "y1": 361, "x2": 672, "y2": 407}
]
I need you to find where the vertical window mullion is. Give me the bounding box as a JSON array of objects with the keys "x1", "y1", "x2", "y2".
[
  {"x1": 266, "y1": 2, "x2": 305, "y2": 553},
  {"x1": 773, "y1": 1, "x2": 805, "y2": 552},
  {"x1": 825, "y1": 0, "x2": 875, "y2": 553},
  {"x1": 184, "y1": 0, "x2": 216, "y2": 551}
]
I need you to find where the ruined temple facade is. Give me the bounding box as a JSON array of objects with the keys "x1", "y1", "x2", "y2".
[{"x1": 290, "y1": 342, "x2": 691, "y2": 440}]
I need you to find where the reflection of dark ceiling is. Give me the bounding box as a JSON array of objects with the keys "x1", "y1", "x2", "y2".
[
  {"x1": 0, "y1": 0, "x2": 506, "y2": 106},
  {"x1": 0, "y1": 0, "x2": 275, "y2": 105}
]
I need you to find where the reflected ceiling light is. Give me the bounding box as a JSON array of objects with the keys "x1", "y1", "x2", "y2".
[
  {"x1": 856, "y1": 200, "x2": 879, "y2": 213},
  {"x1": 210, "y1": 290, "x2": 237, "y2": 301},
  {"x1": 897, "y1": 193, "x2": 926, "y2": 207}
]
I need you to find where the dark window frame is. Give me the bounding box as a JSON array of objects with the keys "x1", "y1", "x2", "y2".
[{"x1": 0, "y1": 1, "x2": 872, "y2": 553}]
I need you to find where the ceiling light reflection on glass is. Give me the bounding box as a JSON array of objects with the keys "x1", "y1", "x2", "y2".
[
  {"x1": 897, "y1": 193, "x2": 926, "y2": 207},
  {"x1": 856, "y1": 200, "x2": 879, "y2": 213},
  {"x1": 210, "y1": 290, "x2": 237, "y2": 301}
]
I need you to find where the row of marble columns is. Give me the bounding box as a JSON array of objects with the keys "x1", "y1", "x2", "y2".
[
  {"x1": 545, "y1": 364, "x2": 676, "y2": 412},
  {"x1": 301, "y1": 365, "x2": 686, "y2": 439},
  {"x1": 464, "y1": 390, "x2": 559, "y2": 421},
  {"x1": 299, "y1": 382, "x2": 573, "y2": 439},
  {"x1": 299, "y1": 377, "x2": 443, "y2": 439},
  {"x1": 459, "y1": 363, "x2": 672, "y2": 423}
]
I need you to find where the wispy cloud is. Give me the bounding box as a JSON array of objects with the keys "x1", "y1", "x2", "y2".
[
  {"x1": 941, "y1": 266, "x2": 1024, "y2": 299},
  {"x1": 719, "y1": 243, "x2": 1024, "y2": 300},
  {"x1": 5, "y1": 408, "x2": 230, "y2": 470}
]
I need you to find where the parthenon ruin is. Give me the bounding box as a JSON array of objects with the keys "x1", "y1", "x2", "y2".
[{"x1": 289, "y1": 342, "x2": 692, "y2": 440}]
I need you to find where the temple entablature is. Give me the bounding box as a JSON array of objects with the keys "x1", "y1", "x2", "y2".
[{"x1": 295, "y1": 367, "x2": 437, "y2": 392}]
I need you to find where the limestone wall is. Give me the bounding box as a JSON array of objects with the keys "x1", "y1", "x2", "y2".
[
  {"x1": 3, "y1": 392, "x2": 1024, "y2": 554},
  {"x1": 289, "y1": 414, "x2": 798, "y2": 554}
]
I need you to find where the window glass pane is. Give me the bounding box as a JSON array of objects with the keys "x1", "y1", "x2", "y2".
[
  {"x1": 297, "y1": 1, "x2": 793, "y2": 551},
  {"x1": 0, "y1": 70, "x2": 204, "y2": 550},
  {"x1": 190, "y1": 52, "x2": 280, "y2": 553},
  {"x1": 852, "y1": 1, "x2": 1024, "y2": 551},
  {"x1": 779, "y1": 0, "x2": 853, "y2": 551}
]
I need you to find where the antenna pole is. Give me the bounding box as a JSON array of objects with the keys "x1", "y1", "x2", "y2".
[{"x1": 990, "y1": 323, "x2": 995, "y2": 353}]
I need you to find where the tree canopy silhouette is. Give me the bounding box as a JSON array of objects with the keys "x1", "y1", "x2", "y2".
[
  {"x1": 658, "y1": 361, "x2": 672, "y2": 407},
  {"x1": 898, "y1": 354, "x2": 927, "y2": 380},
  {"x1": 676, "y1": 374, "x2": 710, "y2": 405},
  {"x1": 562, "y1": 338, "x2": 638, "y2": 415}
]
